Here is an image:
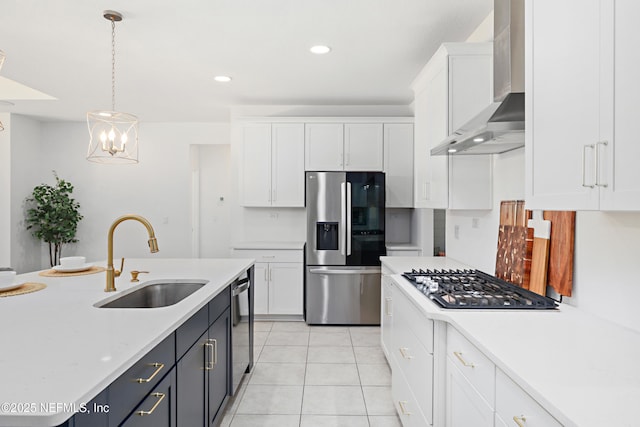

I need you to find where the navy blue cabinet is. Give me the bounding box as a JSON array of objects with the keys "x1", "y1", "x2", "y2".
[
  {"x1": 64, "y1": 285, "x2": 233, "y2": 427},
  {"x1": 176, "y1": 288, "x2": 231, "y2": 427}
]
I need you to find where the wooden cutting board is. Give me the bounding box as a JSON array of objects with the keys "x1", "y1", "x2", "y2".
[
  {"x1": 543, "y1": 211, "x2": 576, "y2": 296},
  {"x1": 495, "y1": 201, "x2": 532, "y2": 288}
]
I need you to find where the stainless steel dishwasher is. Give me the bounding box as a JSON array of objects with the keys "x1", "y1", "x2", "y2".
[{"x1": 230, "y1": 267, "x2": 254, "y2": 395}]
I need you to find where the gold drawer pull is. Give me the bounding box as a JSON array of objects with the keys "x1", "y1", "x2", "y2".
[
  {"x1": 513, "y1": 415, "x2": 527, "y2": 427},
  {"x1": 453, "y1": 351, "x2": 475, "y2": 368},
  {"x1": 205, "y1": 339, "x2": 218, "y2": 370},
  {"x1": 399, "y1": 347, "x2": 413, "y2": 360},
  {"x1": 135, "y1": 363, "x2": 164, "y2": 383},
  {"x1": 398, "y1": 401, "x2": 412, "y2": 415},
  {"x1": 137, "y1": 392, "x2": 165, "y2": 416}
]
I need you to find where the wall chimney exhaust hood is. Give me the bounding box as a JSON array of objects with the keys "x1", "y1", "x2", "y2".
[{"x1": 431, "y1": 0, "x2": 524, "y2": 156}]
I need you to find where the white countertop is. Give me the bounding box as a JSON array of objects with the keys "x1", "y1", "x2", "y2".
[
  {"x1": 382, "y1": 256, "x2": 640, "y2": 427},
  {"x1": 385, "y1": 243, "x2": 422, "y2": 251},
  {"x1": 231, "y1": 241, "x2": 304, "y2": 250},
  {"x1": 0, "y1": 258, "x2": 253, "y2": 427}
]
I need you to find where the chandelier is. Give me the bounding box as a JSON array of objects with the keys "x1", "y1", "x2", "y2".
[{"x1": 87, "y1": 11, "x2": 139, "y2": 164}]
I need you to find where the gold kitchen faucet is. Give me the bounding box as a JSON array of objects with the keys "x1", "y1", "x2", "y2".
[{"x1": 105, "y1": 214, "x2": 159, "y2": 292}]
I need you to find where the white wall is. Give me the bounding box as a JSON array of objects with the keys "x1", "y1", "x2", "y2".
[
  {"x1": 195, "y1": 144, "x2": 232, "y2": 257},
  {"x1": 465, "y1": 11, "x2": 494, "y2": 43},
  {"x1": 31, "y1": 121, "x2": 230, "y2": 268},
  {"x1": 446, "y1": 148, "x2": 525, "y2": 272},
  {"x1": 0, "y1": 113, "x2": 10, "y2": 267},
  {"x1": 445, "y1": 148, "x2": 640, "y2": 332},
  {"x1": 10, "y1": 115, "x2": 44, "y2": 272}
]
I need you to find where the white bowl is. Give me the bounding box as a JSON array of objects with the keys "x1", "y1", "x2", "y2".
[
  {"x1": 0, "y1": 271, "x2": 16, "y2": 286},
  {"x1": 60, "y1": 256, "x2": 86, "y2": 269}
]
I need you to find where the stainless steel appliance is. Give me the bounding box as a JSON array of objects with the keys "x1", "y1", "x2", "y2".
[
  {"x1": 230, "y1": 268, "x2": 253, "y2": 395},
  {"x1": 403, "y1": 269, "x2": 557, "y2": 309},
  {"x1": 305, "y1": 171, "x2": 385, "y2": 325},
  {"x1": 431, "y1": 0, "x2": 525, "y2": 156}
]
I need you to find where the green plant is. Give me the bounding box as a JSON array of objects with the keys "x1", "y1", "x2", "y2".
[{"x1": 26, "y1": 172, "x2": 83, "y2": 267}]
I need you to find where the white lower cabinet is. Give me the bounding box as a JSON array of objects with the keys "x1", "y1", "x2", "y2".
[
  {"x1": 231, "y1": 249, "x2": 303, "y2": 317},
  {"x1": 267, "y1": 263, "x2": 303, "y2": 314},
  {"x1": 392, "y1": 364, "x2": 430, "y2": 427},
  {"x1": 385, "y1": 272, "x2": 566, "y2": 427},
  {"x1": 445, "y1": 325, "x2": 495, "y2": 427},
  {"x1": 381, "y1": 274, "x2": 394, "y2": 361},
  {"x1": 446, "y1": 358, "x2": 494, "y2": 427},
  {"x1": 390, "y1": 286, "x2": 434, "y2": 426},
  {"x1": 495, "y1": 369, "x2": 562, "y2": 427}
]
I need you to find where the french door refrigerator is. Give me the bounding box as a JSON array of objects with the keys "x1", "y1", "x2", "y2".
[{"x1": 305, "y1": 171, "x2": 385, "y2": 325}]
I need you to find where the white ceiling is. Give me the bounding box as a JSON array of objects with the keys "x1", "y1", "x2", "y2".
[{"x1": 0, "y1": 0, "x2": 492, "y2": 123}]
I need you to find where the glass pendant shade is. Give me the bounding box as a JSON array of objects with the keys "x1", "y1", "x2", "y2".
[{"x1": 87, "y1": 110, "x2": 139, "y2": 163}]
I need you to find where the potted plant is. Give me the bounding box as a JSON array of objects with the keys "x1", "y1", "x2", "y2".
[{"x1": 25, "y1": 172, "x2": 83, "y2": 267}]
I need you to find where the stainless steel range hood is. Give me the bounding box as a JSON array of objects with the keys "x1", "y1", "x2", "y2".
[{"x1": 432, "y1": 0, "x2": 524, "y2": 156}]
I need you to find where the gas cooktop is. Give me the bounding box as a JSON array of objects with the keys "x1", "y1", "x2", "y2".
[{"x1": 402, "y1": 269, "x2": 558, "y2": 310}]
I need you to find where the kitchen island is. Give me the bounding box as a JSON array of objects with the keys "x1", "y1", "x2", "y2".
[
  {"x1": 0, "y1": 258, "x2": 253, "y2": 427},
  {"x1": 382, "y1": 256, "x2": 640, "y2": 427}
]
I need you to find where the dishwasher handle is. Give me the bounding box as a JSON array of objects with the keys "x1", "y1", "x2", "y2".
[
  {"x1": 309, "y1": 268, "x2": 381, "y2": 275},
  {"x1": 232, "y1": 277, "x2": 250, "y2": 296}
]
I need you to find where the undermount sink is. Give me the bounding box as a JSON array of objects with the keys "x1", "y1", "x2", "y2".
[{"x1": 95, "y1": 279, "x2": 208, "y2": 308}]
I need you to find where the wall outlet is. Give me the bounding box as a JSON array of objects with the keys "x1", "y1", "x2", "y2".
[
  {"x1": 472, "y1": 218, "x2": 479, "y2": 229},
  {"x1": 454, "y1": 225, "x2": 460, "y2": 239}
]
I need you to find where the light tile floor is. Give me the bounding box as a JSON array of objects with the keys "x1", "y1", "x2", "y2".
[{"x1": 220, "y1": 321, "x2": 401, "y2": 427}]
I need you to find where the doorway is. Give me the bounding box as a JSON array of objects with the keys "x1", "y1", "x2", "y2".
[{"x1": 191, "y1": 144, "x2": 231, "y2": 257}]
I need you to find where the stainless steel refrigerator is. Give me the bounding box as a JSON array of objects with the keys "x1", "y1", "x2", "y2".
[{"x1": 305, "y1": 171, "x2": 385, "y2": 325}]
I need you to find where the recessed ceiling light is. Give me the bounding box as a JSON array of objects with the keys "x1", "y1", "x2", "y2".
[
  {"x1": 448, "y1": 148, "x2": 458, "y2": 153},
  {"x1": 214, "y1": 75, "x2": 232, "y2": 83},
  {"x1": 310, "y1": 45, "x2": 331, "y2": 55},
  {"x1": 473, "y1": 137, "x2": 484, "y2": 143}
]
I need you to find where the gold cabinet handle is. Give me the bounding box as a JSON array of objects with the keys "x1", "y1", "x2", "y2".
[
  {"x1": 205, "y1": 339, "x2": 217, "y2": 370},
  {"x1": 399, "y1": 347, "x2": 413, "y2": 360},
  {"x1": 135, "y1": 363, "x2": 164, "y2": 383},
  {"x1": 398, "y1": 401, "x2": 412, "y2": 415},
  {"x1": 137, "y1": 392, "x2": 165, "y2": 416},
  {"x1": 513, "y1": 415, "x2": 527, "y2": 427},
  {"x1": 453, "y1": 351, "x2": 475, "y2": 368}
]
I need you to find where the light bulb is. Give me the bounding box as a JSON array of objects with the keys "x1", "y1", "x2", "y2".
[{"x1": 108, "y1": 129, "x2": 115, "y2": 142}]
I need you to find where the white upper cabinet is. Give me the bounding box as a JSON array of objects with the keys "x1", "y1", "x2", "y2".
[
  {"x1": 384, "y1": 123, "x2": 414, "y2": 207},
  {"x1": 271, "y1": 124, "x2": 305, "y2": 207},
  {"x1": 305, "y1": 123, "x2": 344, "y2": 171},
  {"x1": 241, "y1": 123, "x2": 272, "y2": 206},
  {"x1": 526, "y1": 0, "x2": 640, "y2": 211},
  {"x1": 241, "y1": 123, "x2": 304, "y2": 207},
  {"x1": 305, "y1": 123, "x2": 384, "y2": 171},
  {"x1": 412, "y1": 43, "x2": 493, "y2": 209},
  {"x1": 344, "y1": 123, "x2": 384, "y2": 171}
]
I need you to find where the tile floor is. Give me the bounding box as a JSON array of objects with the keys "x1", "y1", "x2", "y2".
[{"x1": 220, "y1": 321, "x2": 401, "y2": 427}]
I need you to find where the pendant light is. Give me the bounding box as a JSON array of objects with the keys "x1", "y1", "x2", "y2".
[{"x1": 87, "y1": 11, "x2": 139, "y2": 164}]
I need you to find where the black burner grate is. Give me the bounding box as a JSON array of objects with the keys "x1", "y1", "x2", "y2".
[{"x1": 402, "y1": 269, "x2": 557, "y2": 310}]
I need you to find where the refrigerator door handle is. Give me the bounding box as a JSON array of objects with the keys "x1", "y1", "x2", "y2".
[
  {"x1": 340, "y1": 182, "x2": 346, "y2": 256},
  {"x1": 346, "y1": 182, "x2": 352, "y2": 256},
  {"x1": 309, "y1": 268, "x2": 381, "y2": 275}
]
